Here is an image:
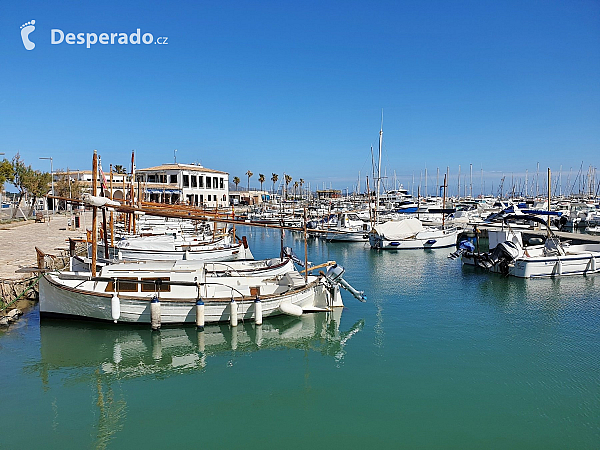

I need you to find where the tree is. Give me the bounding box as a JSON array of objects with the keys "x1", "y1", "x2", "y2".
[
  {"x1": 246, "y1": 170, "x2": 253, "y2": 193},
  {"x1": 258, "y1": 174, "x2": 265, "y2": 192},
  {"x1": 271, "y1": 173, "x2": 278, "y2": 195},
  {"x1": 299, "y1": 178, "x2": 304, "y2": 200},
  {"x1": 233, "y1": 176, "x2": 240, "y2": 191},
  {"x1": 114, "y1": 165, "x2": 127, "y2": 174},
  {"x1": 55, "y1": 171, "x2": 84, "y2": 209},
  {"x1": 10, "y1": 153, "x2": 29, "y2": 219},
  {"x1": 293, "y1": 181, "x2": 299, "y2": 200},
  {"x1": 284, "y1": 174, "x2": 292, "y2": 200},
  {"x1": 0, "y1": 158, "x2": 13, "y2": 187},
  {"x1": 23, "y1": 170, "x2": 51, "y2": 216}
]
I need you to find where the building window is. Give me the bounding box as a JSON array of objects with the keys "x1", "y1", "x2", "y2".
[
  {"x1": 220, "y1": 178, "x2": 224, "y2": 189},
  {"x1": 213, "y1": 177, "x2": 218, "y2": 189},
  {"x1": 160, "y1": 174, "x2": 167, "y2": 183},
  {"x1": 170, "y1": 174, "x2": 177, "y2": 184},
  {"x1": 199, "y1": 176, "x2": 204, "y2": 188},
  {"x1": 147, "y1": 174, "x2": 157, "y2": 183},
  {"x1": 206, "y1": 177, "x2": 211, "y2": 189},
  {"x1": 183, "y1": 175, "x2": 189, "y2": 188},
  {"x1": 191, "y1": 176, "x2": 197, "y2": 188},
  {"x1": 200, "y1": 194, "x2": 204, "y2": 204}
]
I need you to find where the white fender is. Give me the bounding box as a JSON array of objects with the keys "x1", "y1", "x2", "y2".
[
  {"x1": 279, "y1": 302, "x2": 303, "y2": 317},
  {"x1": 111, "y1": 294, "x2": 120, "y2": 322}
]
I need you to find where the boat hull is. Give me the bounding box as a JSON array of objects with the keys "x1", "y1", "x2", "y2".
[
  {"x1": 39, "y1": 274, "x2": 342, "y2": 325},
  {"x1": 369, "y1": 228, "x2": 458, "y2": 249},
  {"x1": 462, "y1": 248, "x2": 600, "y2": 278}
]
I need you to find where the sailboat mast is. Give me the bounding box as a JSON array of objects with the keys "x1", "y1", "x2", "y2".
[{"x1": 376, "y1": 119, "x2": 382, "y2": 223}]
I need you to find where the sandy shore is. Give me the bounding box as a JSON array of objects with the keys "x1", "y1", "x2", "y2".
[{"x1": 0, "y1": 212, "x2": 90, "y2": 280}]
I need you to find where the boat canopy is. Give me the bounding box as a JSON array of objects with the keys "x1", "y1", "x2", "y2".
[{"x1": 373, "y1": 218, "x2": 424, "y2": 240}]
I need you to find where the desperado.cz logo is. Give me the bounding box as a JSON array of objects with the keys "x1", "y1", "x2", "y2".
[{"x1": 20, "y1": 19, "x2": 168, "y2": 50}]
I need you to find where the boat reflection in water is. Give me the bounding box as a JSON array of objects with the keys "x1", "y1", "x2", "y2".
[{"x1": 38, "y1": 309, "x2": 363, "y2": 379}]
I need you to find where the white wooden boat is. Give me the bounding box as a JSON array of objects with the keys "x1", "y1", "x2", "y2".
[
  {"x1": 39, "y1": 260, "x2": 365, "y2": 325},
  {"x1": 461, "y1": 215, "x2": 600, "y2": 278},
  {"x1": 369, "y1": 218, "x2": 458, "y2": 249},
  {"x1": 98, "y1": 233, "x2": 254, "y2": 262},
  {"x1": 72, "y1": 254, "x2": 297, "y2": 278}
]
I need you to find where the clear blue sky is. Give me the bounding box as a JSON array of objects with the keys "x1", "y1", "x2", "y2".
[{"x1": 1, "y1": 0, "x2": 599, "y2": 196}]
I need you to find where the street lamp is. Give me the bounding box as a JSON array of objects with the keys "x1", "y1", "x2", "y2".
[{"x1": 39, "y1": 157, "x2": 54, "y2": 213}]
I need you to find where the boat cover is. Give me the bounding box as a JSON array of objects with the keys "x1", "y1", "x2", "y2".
[{"x1": 374, "y1": 218, "x2": 424, "y2": 240}]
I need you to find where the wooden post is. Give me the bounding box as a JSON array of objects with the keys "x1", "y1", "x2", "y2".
[
  {"x1": 231, "y1": 206, "x2": 236, "y2": 241},
  {"x1": 91, "y1": 150, "x2": 98, "y2": 277}
]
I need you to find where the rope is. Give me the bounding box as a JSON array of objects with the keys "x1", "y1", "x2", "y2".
[{"x1": 0, "y1": 273, "x2": 44, "y2": 312}]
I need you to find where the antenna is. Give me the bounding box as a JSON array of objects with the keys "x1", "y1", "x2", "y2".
[{"x1": 174, "y1": 149, "x2": 177, "y2": 164}]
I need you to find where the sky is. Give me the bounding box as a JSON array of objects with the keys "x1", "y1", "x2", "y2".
[{"x1": 1, "y1": 0, "x2": 599, "y2": 196}]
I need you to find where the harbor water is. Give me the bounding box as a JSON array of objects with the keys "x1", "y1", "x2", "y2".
[{"x1": 1, "y1": 226, "x2": 599, "y2": 448}]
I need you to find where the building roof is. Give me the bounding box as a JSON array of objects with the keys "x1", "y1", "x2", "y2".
[{"x1": 136, "y1": 164, "x2": 227, "y2": 175}]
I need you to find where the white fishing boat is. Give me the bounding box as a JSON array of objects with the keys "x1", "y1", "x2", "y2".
[
  {"x1": 99, "y1": 233, "x2": 253, "y2": 262},
  {"x1": 72, "y1": 251, "x2": 298, "y2": 278},
  {"x1": 39, "y1": 259, "x2": 366, "y2": 326},
  {"x1": 460, "y1": 215, "x2": 600, "y2": 278},
  {"x1": 369, "y1": 217, "x2": 458, "y2": 249}
]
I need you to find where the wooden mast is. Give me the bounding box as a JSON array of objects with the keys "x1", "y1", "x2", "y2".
[
  {"x1": 130, "y1": 150, "x2": 136, "y2": 235},
  {"x1": 91, "y1": 150, "x2": 98, "y2": 277},
  {"x1": 109, "y1": 164, "x2": 114, "y2": 249}
]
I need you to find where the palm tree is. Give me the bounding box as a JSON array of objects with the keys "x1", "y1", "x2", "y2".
[
  {"x1": 114, "y1": 165, "x2": 126, "y2": 174},
  {"x1": 299, "y1": 178, "x2": 304, "y2": 200},
  {"x1": 271, "y1": 173, "x2": 278, "y2": 196},
  {"x1": 293, "y1": 181, "x2": 299, "y2": 201},
  {"x1": 284, "y1": 174, "x2": 292, "y2": 200},
  {"x1": 246, "y1": 170, "x2": 253, "y2": 192},
  {"x1": 258, "y1": 174, "x2": 265, "y2": 192},
  {"x1": 233, "y1": 176, "x2": 240, "y2": 191}
]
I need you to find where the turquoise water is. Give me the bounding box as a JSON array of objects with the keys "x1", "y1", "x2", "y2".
[{"x1": 1, "y1": 226, "x2": 599, "y2": 449}]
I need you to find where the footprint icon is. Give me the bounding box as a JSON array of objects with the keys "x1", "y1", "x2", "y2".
[{"x1": 20, "y1": 20, "x2": 36, "y2": 50}]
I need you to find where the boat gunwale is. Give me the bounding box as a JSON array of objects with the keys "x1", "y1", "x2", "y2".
[{"x1": 42, "y1": 271, "x2": 321, "y2": 303}]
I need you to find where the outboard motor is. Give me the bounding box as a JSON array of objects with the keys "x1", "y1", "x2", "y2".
[
  {"x1": 448, "y1": 240, "x2": 475, "y2": 259},
  {"x1": 282, "y1": 246, "x2": 305, "y2": 267},
  {"x1": 477, "y1": 241, "x2": 521, "y2": 273},
  {"x1": 325, "y1": 264, "x2": 366, "y2": 302}
]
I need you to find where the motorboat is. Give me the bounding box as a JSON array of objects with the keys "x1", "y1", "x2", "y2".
[
  {"x1": 368, "y1": 217, "x2": 458, "y2": 249},
  {"x1": 460, "y1": 215, "x2": 600, "y2": 278}
]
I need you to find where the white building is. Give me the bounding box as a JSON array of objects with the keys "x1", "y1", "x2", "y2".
[{"x1": 135, "y1": 163, "x2": 229, "y2": 208}]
